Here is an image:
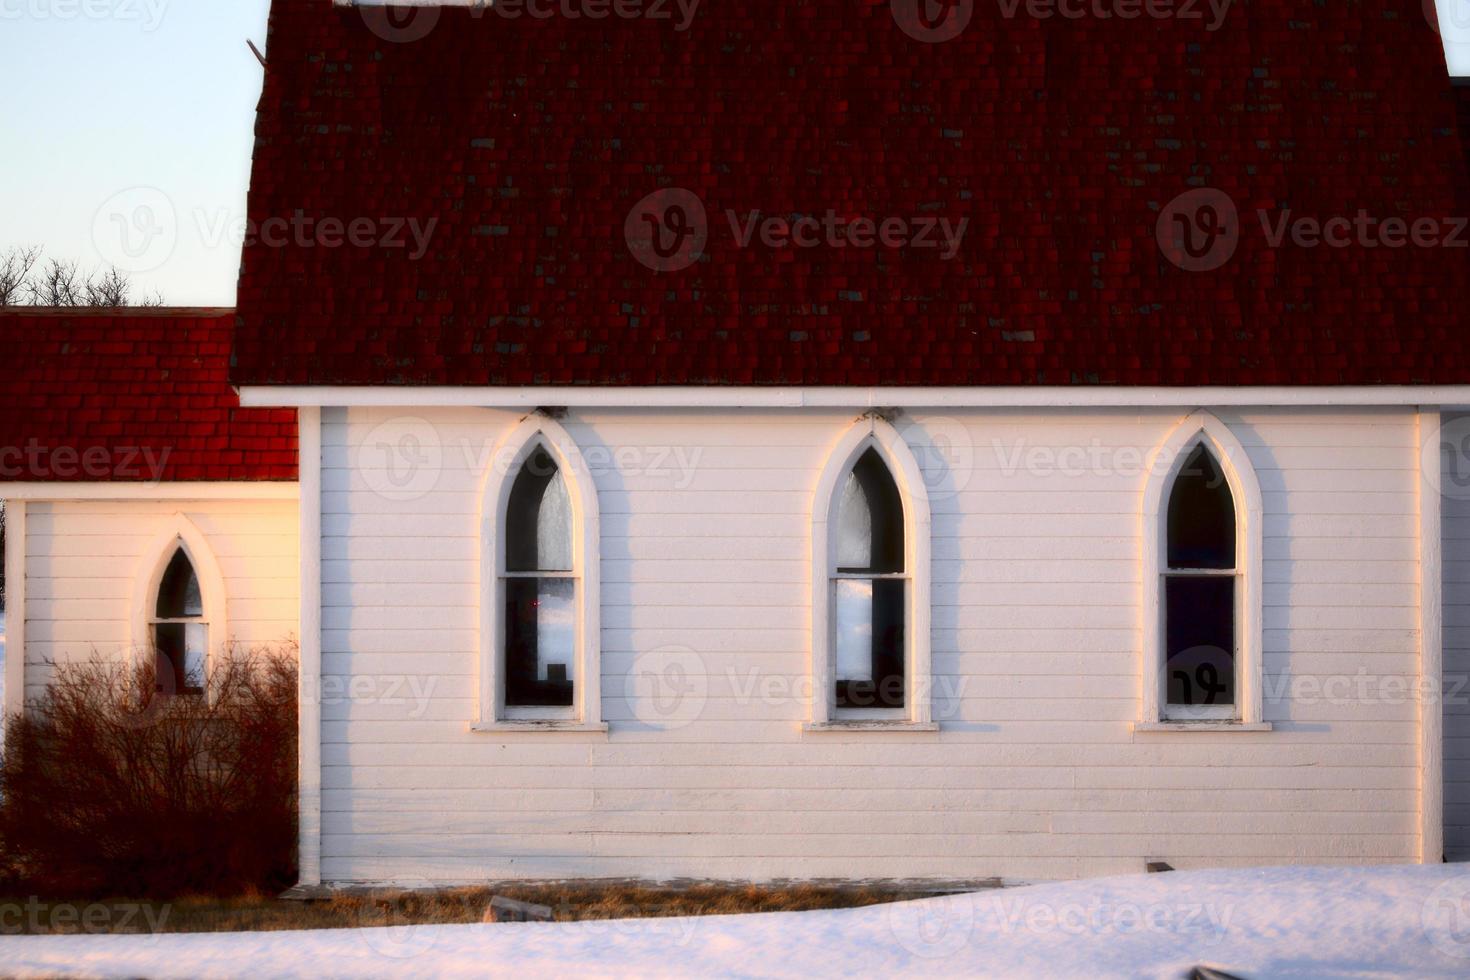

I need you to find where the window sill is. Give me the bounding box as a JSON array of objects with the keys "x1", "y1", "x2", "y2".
[
  {"x1": 470, "y1": 721, "x2": 609, "y2": 735},
  {"x1": 1133, "y1": 721, "x2": 1273, "y2": 733},
  {"x1": 803, "y1": 720, "x2": 939, "y2": 735}
]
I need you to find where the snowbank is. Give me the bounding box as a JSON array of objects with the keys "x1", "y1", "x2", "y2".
[{"x1": 4, "y1": 865, "x2": 1470, "y2": 978}]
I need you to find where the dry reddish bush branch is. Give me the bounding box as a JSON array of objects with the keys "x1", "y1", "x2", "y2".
[{"x1": 0, "y1": 646, "x2": 298, "y2": 899}]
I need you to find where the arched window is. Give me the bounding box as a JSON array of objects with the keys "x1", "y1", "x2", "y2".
[
  {"x1": 1162, "y1": 444, "x2": 1237, "y2": 713},
  {"x1": 1142, "y1": 413, "x2": 1264, "y2": 728},
  {"x1": 477, "y1": 415, "x2": 602, "y2": 731},
  {"x1": 833, "y1": 448, "x2": 907, "y2": 710},
  {"x1": 503, "y1": 446, "x2": 575, "y2": 708},
  {"x1": 132, "y1": 517, "x2": 225, "y2": 698},
  {"x1": 152, "y1": 546, "x2": 207, "y2": 695},
  {"x1": 811, "y1": 416, "x2": 933, "y2": 729}
]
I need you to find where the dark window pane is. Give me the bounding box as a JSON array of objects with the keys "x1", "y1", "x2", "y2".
[
  {"x1": 836, "y1": 449, "x2": 904, "y2": 575},
  {"x1": 1167, "y1": 445, "x2": 1236, "y2": 570},
  {"x1": 506, "y1": 448, "x2": 572, "y2": 573},
  {"x1": 504, "y1": 577, "x2": 575, "y2": 707},
  {"x1": 835, "y1": 578, "x2": 905, "y2": 709},
  {"x1": 153, "y1": 623, "x2": 204, "y2": 696},
  {"x1": 1165, "y1": 576, "x2": 1236, "y2": 707},
  {"x1": 155, "y1": 547, "x2": 203, "y2": 618}
]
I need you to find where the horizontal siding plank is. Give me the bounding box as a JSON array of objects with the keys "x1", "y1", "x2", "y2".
[{"x1": 318, "y1": 832, "x2": 1416, "y2": 861}]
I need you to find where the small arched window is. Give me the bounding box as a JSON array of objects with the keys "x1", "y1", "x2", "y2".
[
  {"x1": 832, "y1": 448, "x2": 908, "y2": 711},
  {"x1": 502, "y1": 445, "x2": 576, "y2": 709},
  {"x1": 152, "y1": 545, "x2": 207, "y2": 695}
]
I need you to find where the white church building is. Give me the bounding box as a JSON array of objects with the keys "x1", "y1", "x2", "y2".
[{"x1": 4, "y1": 0, "x2": 1470, "y2": 889}]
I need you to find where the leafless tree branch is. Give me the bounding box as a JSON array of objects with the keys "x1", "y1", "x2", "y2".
[
  {"x1": 0, "y1": 246, "x2": 42, "y2": 305},
  {"x1": 27, "y1": 258, "x2": 86, "y2": 306},
  {"x1": 0, "y1": 247, "x2": 166, "y2": 308},
  {"x1": 84, "y1": 267, "x2": 132, "y2": 307}
]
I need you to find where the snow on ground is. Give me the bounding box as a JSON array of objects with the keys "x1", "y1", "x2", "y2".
[{"x1": 5, "y1": 865, "x2": 1470, "y2": 978}]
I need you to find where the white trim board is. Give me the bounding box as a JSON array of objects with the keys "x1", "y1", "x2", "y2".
[
  {"x1": 296, "y1": 408, "x2": 324, "y2": 888},
  {"x1": 1420, "y1": 410, "x2": 1445, "y2": 864},
  {"x1": 239, "y1": 386, "x2": 1470, "y2": 410},
  {"x1": 0, "y1": 483, "x2": 299, "y2": 501}
]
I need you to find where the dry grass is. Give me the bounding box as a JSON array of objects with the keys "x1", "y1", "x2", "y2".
[{"x1": 0, "y1": 883, "x2": 947, "y2": 936}]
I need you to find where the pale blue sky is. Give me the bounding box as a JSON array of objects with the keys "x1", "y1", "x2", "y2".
[
  {"x1": 1, "y1": 0, "x2": 271, "y2": 305},
  {"x1": 0, "y1": 0, "x2": 1466, "y2": 307}
]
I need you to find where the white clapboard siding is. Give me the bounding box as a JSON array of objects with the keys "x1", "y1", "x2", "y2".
[
  {"x1": 317, "y1": 405, "x2": 1423, "y2": 884},
  {"x1": 22, "y1": 498, "x2": 299, "y2": 699},
  {"x1": 321, "y1": 717, "x2": 1417, "y2": 749}
]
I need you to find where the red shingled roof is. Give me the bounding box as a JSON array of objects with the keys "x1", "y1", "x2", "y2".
[
  {"x1": 234, "y1": 0, "x2": 1470, "y2": 387},
  {"x1": 0, "y1": 309, "x2": 296, "y2": 482}
]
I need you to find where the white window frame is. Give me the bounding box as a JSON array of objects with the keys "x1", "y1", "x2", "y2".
[
  {"x1": 808, "y1": 414, "x2": 933, "y2": 732},
  {"x1": 475, "y1": 413, "x2": 604, "y2": 733},
  {"x1": 130, "y1": 515, "x2": 228, "y2": 691},
  {"x1": 1139, "y1": 411, "x2": 1267, "y2": 731}
]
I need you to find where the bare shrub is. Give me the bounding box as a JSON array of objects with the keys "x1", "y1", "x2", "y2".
[{"x1": 0, "y1": 647, "x2": 298, "y2": 899}]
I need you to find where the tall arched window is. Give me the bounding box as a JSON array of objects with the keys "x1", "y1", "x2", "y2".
[
  {"x1": 153, "y1": 546, "x2": 207, "y2": 694},
  {"x1": 811, "y1": 416, "x2": 933, "y2": 730},
  {"x1": 503, "y1": 446, "x2": 575, "y2": 708},
  {"x1": 1162, "y1": 444, "x2": 1237, "y2": 715},
  {"x1": 477, "y1": 415, "x2": 603, "y2": 731},
  {"x1": 1141, "y1": 412, "x2": 1264, "y2": 728},
  {"x1": 833, "y1": 448, "x2": 907, "y2": 710}
]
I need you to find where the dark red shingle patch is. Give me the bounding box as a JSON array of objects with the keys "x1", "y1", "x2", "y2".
[{"x1": 0, "y1": 309, "x2": 297, "y2": 483}]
